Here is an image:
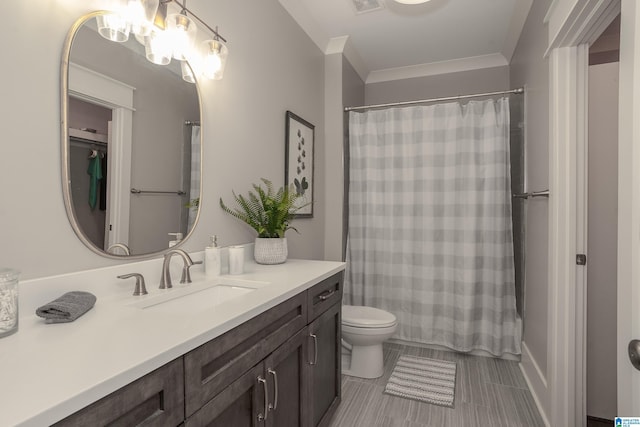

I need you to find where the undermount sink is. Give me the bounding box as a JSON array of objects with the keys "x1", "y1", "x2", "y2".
[{"x1": 128, "y1": 278, "x2": 269, "y2": 311}]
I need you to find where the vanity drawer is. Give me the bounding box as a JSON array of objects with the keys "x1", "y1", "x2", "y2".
[
  {"x1": 184, "y1": 292, "x2": 307, "y2": 416},
  {"x1": 54, "y1": 358, "x2": 184, "y2": 427},
  {"x1": 307, "y1": 271, "x2": 344, "y2": 322}
]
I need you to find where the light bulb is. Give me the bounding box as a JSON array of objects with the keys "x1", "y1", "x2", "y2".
[
  {"x1": 96, "y1": 13, "x2": 130, "y2": 42},
  {"x1": 200, "y1": 39, "x2": 228, "y2": 80},
  {"x1": 181, "y1": 61, "x2": 196, "y2": 84},
  {"x1": 166, "y1": 13, "x2": 197, "y2": 61},
  {"x1": 127, "y1": 0, "x2": 159, "y2": 36},
  {"x1": 144, "y1": 29, "x2": 172, "y2": 65}
]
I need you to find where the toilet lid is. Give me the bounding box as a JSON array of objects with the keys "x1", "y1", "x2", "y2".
[{"x1": 342, "y1": 305, "x2": 397, "y2": 328}]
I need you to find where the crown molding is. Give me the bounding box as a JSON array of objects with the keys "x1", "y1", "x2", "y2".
[{"x1": 365, "y1": 53, "x2": 509, "y2": 84}]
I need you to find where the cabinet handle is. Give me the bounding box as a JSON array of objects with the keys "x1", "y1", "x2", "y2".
[
  {"x1": 257, "y1": 376, "x2": 269, "y2": 421},
  {"x1": 310, "y1": 334, "x2": 318, "y2": 365},
  {"x1": 267, "y1": 368, "x2": 278, "y2": 411},
  {"x1": 318, "y1": 289, "x2": 335, "y2": 301}
]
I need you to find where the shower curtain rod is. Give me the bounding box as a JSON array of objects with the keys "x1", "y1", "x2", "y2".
[{"x1": 344, "y1": 87, "x2": 524, "y2": 112}]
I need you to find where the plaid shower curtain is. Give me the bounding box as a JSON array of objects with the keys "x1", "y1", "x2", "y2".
[{"x1": 345, "y1": 98, "x2": 522, "y2": 357}]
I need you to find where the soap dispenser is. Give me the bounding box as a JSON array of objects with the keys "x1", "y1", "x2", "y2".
[{"x1": 205, "y1": 235, "x2": 221, "y2": 278}]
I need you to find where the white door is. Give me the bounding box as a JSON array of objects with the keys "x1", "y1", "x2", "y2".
[{"x1": 617, "y1": 0, "x2": 640, "y2": 417}]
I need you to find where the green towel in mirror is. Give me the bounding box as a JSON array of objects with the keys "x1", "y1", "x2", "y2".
[{"x1": 87, "y1": 156, "x2": 103, "y2": 209}]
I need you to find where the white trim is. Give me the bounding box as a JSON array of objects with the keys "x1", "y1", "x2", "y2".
[
  {"x1": 546, "y1": 0, "x2": 621, "y2": 55},
  {"x1": 69, "y1": 63, "x2": 135, "y2": 110},
  {"x1": 325, "y1": 35, "x2": 369, "y2": 82},
  {"x1": 574, "y1": 43, "x2": 589, "y2": 427},
  {"x1": 546, "y1": 1, "x2": 621, "y2": 425},
  {"x1": 548, "y1": 46, "x2": 581, "y2": 427},
  {"x1": 68, "y1": 62, "x2": 133, "y2": 249},
  {"x1": 520, "y1": 342, "x2": 551, "y2": 427},
  {"x1": 365, "y1": 53, "x2": 509, "y2": 84},
  {"x1": 617, "y1": 0, "x2": 640, "y2": 415}
]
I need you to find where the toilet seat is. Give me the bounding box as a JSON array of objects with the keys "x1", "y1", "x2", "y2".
[{"x1": 342, "y1": 305, "x2": 397, "y2": 328}]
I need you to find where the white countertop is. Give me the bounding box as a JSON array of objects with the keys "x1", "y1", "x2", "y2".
[{"x1": 0, "y1": 252, "x2": 345, "y2": 426}]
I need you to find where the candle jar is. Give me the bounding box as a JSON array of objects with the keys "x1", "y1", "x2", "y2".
[
  {"x1": 228, "y1": 246, "x2": 244, "y2": 275},
  {"x1": 0, "y1": 268, "x2": 19, "y2": 338}
]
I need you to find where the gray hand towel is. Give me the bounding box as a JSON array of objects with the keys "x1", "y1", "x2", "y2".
[{"x1": 36, "y1": 291, "x2": 96, "y2": 324}]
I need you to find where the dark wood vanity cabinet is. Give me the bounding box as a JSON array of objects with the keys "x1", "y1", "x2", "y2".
[
  {"x1": 186, "y1": 327, "x2": 310, "y2": 426},
  {"x1": 307, "y1": 274, "x2": 343, "y2": 427},
  {"x1": 186, "y1": 271, "x2": 343, "y2": 427},
  {"x1": 53, "y1": 358, "x2": 185, "y2": 427},
  {"x1": 55, "y1": 271, "x2": 343, "y2": 427}
]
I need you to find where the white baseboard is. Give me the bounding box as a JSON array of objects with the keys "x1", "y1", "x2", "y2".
[{"x1": 519, "y1": 341, "x2": 551, "y2": 427}]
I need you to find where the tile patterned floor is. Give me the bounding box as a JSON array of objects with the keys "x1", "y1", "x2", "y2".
[{"x1": 329, "y1": 342, "x2": 545, "y2": 427}]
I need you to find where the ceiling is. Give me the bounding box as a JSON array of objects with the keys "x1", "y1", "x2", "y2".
[{"x1": 278, "y1": 0, "x2": 533, "y2": 83}]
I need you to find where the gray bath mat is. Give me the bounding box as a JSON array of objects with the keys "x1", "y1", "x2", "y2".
[{"x1": 384, "y1": 354, "x2": 457, "y2": 408}]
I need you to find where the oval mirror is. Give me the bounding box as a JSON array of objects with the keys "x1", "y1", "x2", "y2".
[{"x1": 61, "y1": 12, "x2": 202, "y2": 258}]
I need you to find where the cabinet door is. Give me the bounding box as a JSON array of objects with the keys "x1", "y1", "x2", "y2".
[
  {"x1": 184, "y1": 293, "x2": 307, "y2": 416},
  {"x1": 185, "y1": 363, "x2": 268, "y2": 427},
  {"x1": 264, "y1": 327, "x2": 310, "y2": 427},
  {"x1": 308, "y1": 303, "x2": 341, "y2": 427},
  {"x1": 54, "y1": 358, "x2": 184, "y2": 427}
]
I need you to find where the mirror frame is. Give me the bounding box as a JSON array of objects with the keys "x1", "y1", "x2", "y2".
[{"x1": 61, "y1": 11, "x2": 203, "y2": 259}]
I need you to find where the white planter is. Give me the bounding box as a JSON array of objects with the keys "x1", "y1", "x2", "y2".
[{"x1": 254, "y1": 238, "x2": 288, "y2": 265}]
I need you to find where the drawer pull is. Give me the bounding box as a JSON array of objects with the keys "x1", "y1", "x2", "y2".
[
  {"x1": 310, "y1": 334, "x2": 318, "y2": 365},
  {"x1": 268, "y1": 368, "x2": 278, "y2": 411},
  {"x1": 318, "y1": 289, "x2": 336, "y2": 301},
  {"x1": 257, "y1": 376, "x2": 269, "y2": 421}
]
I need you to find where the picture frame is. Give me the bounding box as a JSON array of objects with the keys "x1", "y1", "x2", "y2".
[{"x1": 285, "y1": 111, "x2": 315, "y2": 218}]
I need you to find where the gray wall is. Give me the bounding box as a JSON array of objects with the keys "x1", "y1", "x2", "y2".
[
  {"x1": 509, "y1": 0, "x2": 552, "y2": 378},
  {"x1": 323, "y1": 53, "x2": 365, "y2": 262},
  {"x1": 0, "y1": 0, "x2": 325, "y2": 279},
  {"x1": 587, "y1": 61, "x2": 618, "y2": 420},
  {"x1": 365, "y1": 66, "x2": 510, "y2": 105}
]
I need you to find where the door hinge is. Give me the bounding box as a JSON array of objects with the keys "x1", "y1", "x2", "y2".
[{"x1": 576, "y1": 254, "x2": 587, "y2": 266}]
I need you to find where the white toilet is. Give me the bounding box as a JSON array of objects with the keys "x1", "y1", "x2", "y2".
[{"x1": 341, "y1": 305, "x2": 397, "y2": 379}]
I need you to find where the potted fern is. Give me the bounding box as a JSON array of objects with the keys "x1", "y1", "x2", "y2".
[{"x1": 220, "y1": 178, "x2": 305, "y2": 264}]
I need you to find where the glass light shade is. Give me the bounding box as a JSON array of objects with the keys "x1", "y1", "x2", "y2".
[
  {"x1": 127, "y1": 0, "x2": 160, "y2": 37},
  {"x1": 166, "y1": 13, "x2": 197, "y2": 60},
  {"x1": 144, "y1": 29, "x2": 172, "y2": 65},
  {"x1": 96, "y1": 12, "x2": 130, "y2": 42},
  {"x1": 181, "y1": 61, "x2": 196, "y2": 84},
  {"x1": 200, "y1": 39, "x2": 228, "y2": 80}
]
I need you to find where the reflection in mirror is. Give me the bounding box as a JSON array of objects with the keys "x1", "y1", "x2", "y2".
[{"x1": 62, "y1": 12, "x2": 201, "y2": 258}]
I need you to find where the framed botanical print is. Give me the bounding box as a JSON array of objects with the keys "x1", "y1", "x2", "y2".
[{"x1": 285, "y1": 111, "x2": 314, "y2": 217}]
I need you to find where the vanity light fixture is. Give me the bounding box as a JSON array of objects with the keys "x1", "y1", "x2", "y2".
[{"x1": 97, "y1": 0, "x2": 229, "y2": 82}]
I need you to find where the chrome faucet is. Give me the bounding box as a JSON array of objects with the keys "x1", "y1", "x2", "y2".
[
  {"x1": 159, "y1": 249, "x2": 200, "y2": 289},
  {"x1": 107, "y1": 243, "x2": 131, "y2": 256}
]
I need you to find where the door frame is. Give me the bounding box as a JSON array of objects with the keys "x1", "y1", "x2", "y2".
[
  {"x1": 616, "y1": 0, "x2": 640, "y2": 415},
  {"x1": 546, "y1": 0, "x2": 622, "y2": 425},
  {"x1": 67, "y1": 62, "x2": 133, "y2": 251}
]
